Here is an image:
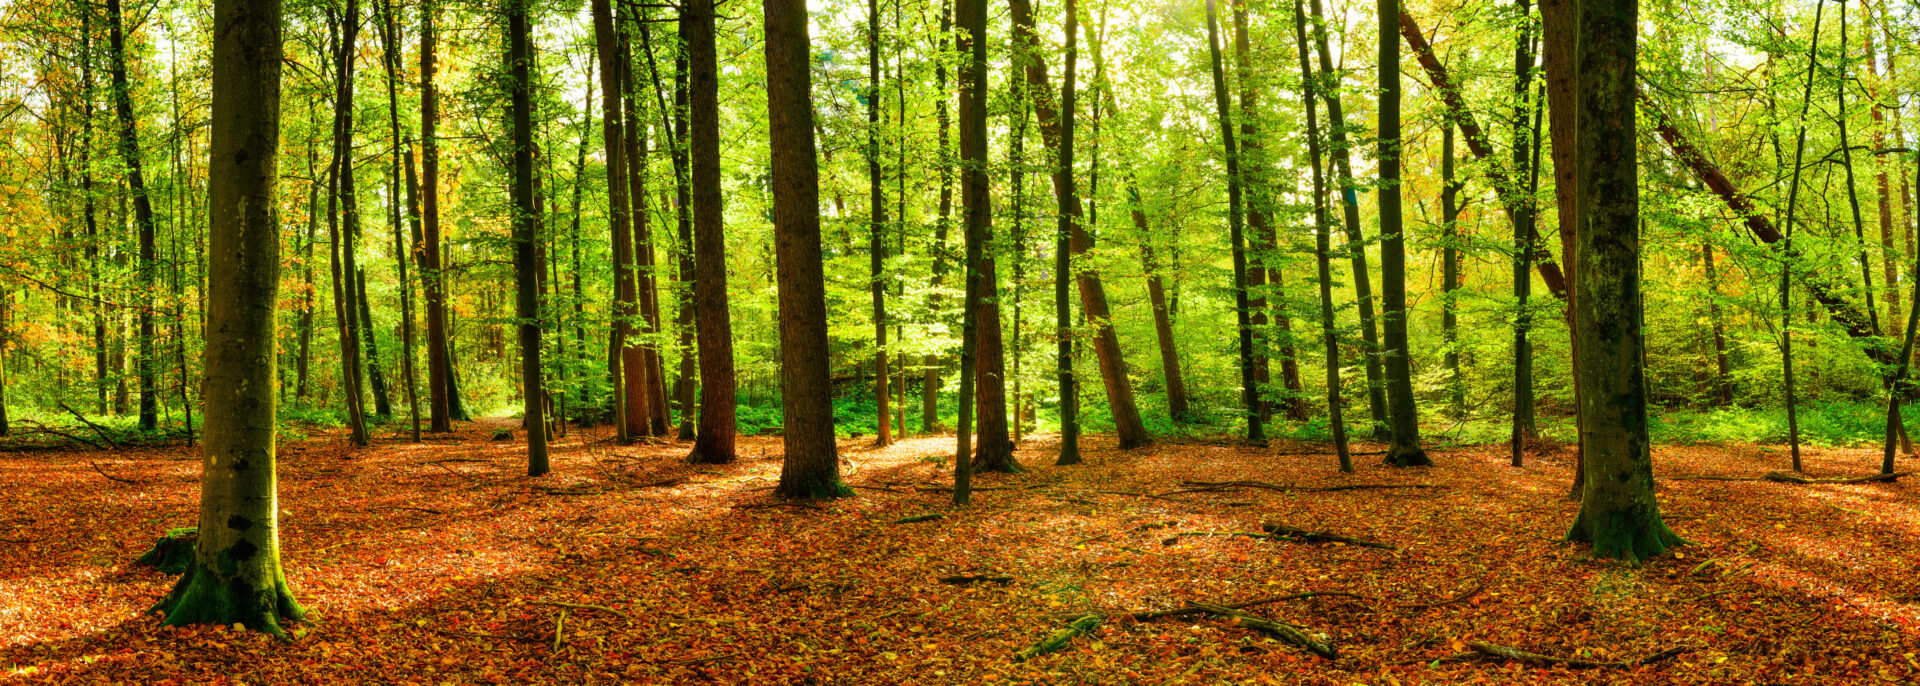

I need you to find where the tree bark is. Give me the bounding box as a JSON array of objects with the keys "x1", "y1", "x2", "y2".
[
  {"x1": 1231, "y1": 1, "x2": 1305, "y2": 423},
  {"x1": 1441, "y1": 124, "x2": 1463, "y2": 417},
  {"x1": 1206, "y1": 0, "x2": 1265, "y2": 445},
  {"x1": 419, "y1": 0, "x2": 456, "y2": 430},
  {"x1": 867, "y1": 0, "x2": 891, "y2": 447},
  {"x1": 1563, "y1": 0, "x2": 1684, "y2": 563},
  {"x1": 1047, "y1": 0, "x2": 1082, "y2": 465},
  {"x1": 1700, "y1": 243, "x2": 1733, "y2": 403},
  {"x1": 685, "y1": 0, "x2": 736, "y2": 464},
  {"x1": 377, "y1": 0, "x2": 421, "y2": 441},
  {"x1": 925, "y1": 0, "x2": 953, "y2": 435},
  {"x1": 954, "y1": 0, "x2": 988, "y2": 501},
  {"x1": 155, "y1": 0, "x2": 305, "y2": 633},
  {"x1": 764, "y1": 0, "x2": 848, "y2": 499},
  {"x1": 327, "y1": 0, "x2": 370, "y2": 447}
]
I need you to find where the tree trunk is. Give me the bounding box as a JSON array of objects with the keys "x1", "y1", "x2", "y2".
[
  {"x1": 974, "y1": 254, "x2": 1018, "y2": 471},
  {"x1": 590, "y1": 0, "x2": 635, "y2": 441},
  {"x1": 1305, "y1": 0, "x2": 1387, "y2": 438},
  {"x1": 1378, "y1": 0, "x2": 1428, "y2": 467},
  {"x1": 685, "y1": 0, "x2": 737, "y2": 464},
  {"x1": 867, "y1": 0, "x2": 891, "y2": 447},
  {"x1": 764, "y1": 0, "x2": 847, "y2": 499},
  {"x1": 1563, "y1": 0, "x2": 1684, "y2": 563},
  {"x1": 1441, "y1": 124, "x2": 1463, "y2": 417},
  {"x1": 1047, "y1": 0, "x2": 1082, "y2": 465},
  {"x1": 1292, "y1": 0, "x2": 1352, "y2": 472},
  {"x1": 1539, "y1": 0, "x2": 1583, "y2": 497},
  {"x1": 1837, "y1": 2, "x2": 1882, "y2": 339},
  {"x1": 1231, "y1": 1, "x2": 1300, "y2": 423},
  {"x1": 617, "y1": 30, "x2": 653, "y2": 438},
  {"x1": 507, "y1": 0, "x2": 548, "y2": 475},
  {"x1": 327, "y1": 0, "x2": 371, "y2": 447},
  {"x1": 1510, "y1": 0, "x2": 1538, "y2": 465},
  {"x1": 1205, "y1": 0, "x2": 1265, "y2": 445},
  {"x1": 1700, "y1": 243, "x2": 1733, "y2": 403},
  {"x1": 106, "y1": 0, "x2": 159, "y2": 432},
  {"x1": 954, "y1": 0, "x2": 988, "y2": 501},
  {"x1": 377, "y1": 0, "x2": 421, "y2": 441},
  {"x1": 1865, "y1": 19, "x2": 1899, "y2": 328},
  {"x1": 924, "y1": 0, "x2": 953, "y2": 436},
  {"x1": 155, "y1": 0, "x2": 305, "y2": 633},
  {"x1": 671, "y1": 42, "x2": 697, "y2": 441},
  {"x1": 1008, "y1": 0, "x2": 1150, "y2": 450},
  {"x1": 623, "y1": 32, "x2": 673, "y2": 437},
  {"x1": 356, "y1": 268, "x2": 392, "y2": 419},
  {"x1": 419, "y1": 0, "x2": 455, "y2": 430}
]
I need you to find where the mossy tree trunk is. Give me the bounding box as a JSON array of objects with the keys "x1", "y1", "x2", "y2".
[
  {"x1": 156, "y1": 0, "x2": 305, "y2": 633},
  {"x1": 1563, "y1": 0, "x2": 1683, "y2": 563}
]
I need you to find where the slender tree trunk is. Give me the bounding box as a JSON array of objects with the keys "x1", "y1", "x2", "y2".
[
  {"x1": 356, "y1": 269, "x2": 392, "y2": 419},
  {"x1": 1701, "y1": 242, "x2": 1734, "y2": 403},
  {"x1": 685, "y1": 0, "x2": 736, "y2": 464},
  {"x1": 1780, "y1": 0, "x2": 1828, "y2": 473},
  {"x1": 1008, "y1": 0, "x2": 1150, "y2": 449},
  {"x1": 671, "y1": 41, "x2": 697, "y2": 440},
  {"x1": 1563, "y1": 0, "x2": 1683, "y2": 562},
  {"x1": 328, "y1": 1, "x2": 371, "y2": 446},
  {"x1": 1540, "y1": 0, "x2": 1583, "y2": 496},
  {"x1": 1305, "y1": 0, "x2": 1387, "y2": 438},
  {"x1": 376, "y1": 0, "x2": 420, "y2": 441},
  {"x1": 507, "y1": 0, "x2": 548, "y2": 475},
  {"x1": 974, "y1": 253, "x2": 1018, "y2": 471},
  {"x1": 924, "y1": 0, "x2": 953, "y2": 435},
  {"x1": 81, "y1": 8, "x2": 107, "y2": 417},
  {"x1": 763, "y1": 0, "x2": 847, "y2": 498},
  {"x1": 1048, "y1": 0, "x2": 1082, "y2": 465},
  {"x1": 1293, "y1": 0, "x2": 1352, "y2": 472},
  {"x1": 155, "y1": 0, "x2": 305, "y2": 633},
  {"x1": 867, "y1": 0, "x2": 892, "y2": 446},
  {"x1": 1865, "y1": 19, "x2": 1899, "y2": 327},
  {"x1": 1205, "y1": 0, "x2": 1265, "y2": 445},
  {"x1": 954, "y1": 0, "x2": 987, "y2": 502},
  {"x1": 617, "y1": 31, "x2": 653, "y2": 438},
  {"x1": 1510, "y1": 0, "x2": 1539, "y2": 465},
  {"x1": 1378, "y1": 0, "x2": 1428, "y2": 467},
  {"x1": 624, "y1": 27, "x2": 673, "y2": 437},
  {"x1": 106, "y1": 0, "x2": 159, "y2": 432},
  {"x1": 1441, "y1": 124, "x2": 1463, "y2": 417},
  {"x1": 419, "y1": 0, "x2": 455, "y2": 430},
  {"x1": 1837, "y1": 2, "x2": 1882, "y2": 339}
]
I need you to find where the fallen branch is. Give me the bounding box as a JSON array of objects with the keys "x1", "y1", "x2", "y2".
[
  {"x1": 1467, "y1": 640, "x2": 1688, "y2": 669},
  {"x1": 1014, "y1": 614, "x2": 1102, "y2": 661},
  {"x1": 940, "y1": 574, "x2": 1014, "y2": 585},
  {"x1": 90, "y1": 461, "x2": 138, "y2": 485},
  {"x1": 1399, "y1": 579, "x2": 1487, "y2": 610},
  {"x1": 379, "y1": 506, "x2": 445, "y2": 515},
  {"x1": 1763, "y1": 470, "x2": 1913, "y2": 485},
  {"x1": 1160, "y1": 531, "x2": 1279, "y2": 545},
  {"x1": 551, "y1": 609, "x2": 566, "y2": 652},
  {"x1": 1662, "y1": 475, "x2": 1767, "y2": 482},
  {"x1": 55, "y1": 401, "x2": 120, "y2": 449},
  {"x1": 1178, "y1": 479, "x2": 1445, "y2": 494},
  {"x1": 430, "y1": 628, "x2": 542, "y2": 642},
  {"x1": 1127, "y1": 591, "x2": 1370, "y2": 621},
  {"x1": 894, "y1": 513, "x2": 946, "y2": 524},
  {"x1": 1262, "y1": 523, "x2": 1397, "y2": 550},
  {"x1": 1187, "y1": 603, "x2": 1337, "y2": 659},
  {"x1": 733, "y1": 500, "x2": 824, "y2": 511},
  {"x1": 421, "y1": 458, "x2": 491, "y2": 465},
  {"x1": 528, "y1": 600, "x2": 630, "y2": 619}
]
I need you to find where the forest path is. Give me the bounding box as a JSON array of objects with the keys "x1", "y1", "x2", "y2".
[{"x1": 1, "y1": 426, "x2": 1917, "y2": 683}]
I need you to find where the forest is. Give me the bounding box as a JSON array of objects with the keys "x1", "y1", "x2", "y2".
[{"x1": 0, "y1": 0, "x2": 1918, "y2": 679}]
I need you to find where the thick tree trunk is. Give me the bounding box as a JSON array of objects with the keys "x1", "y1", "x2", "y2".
[
  {"x1": 155, "y1": 0, "x2": 305, "y2": 634},
  {"x1": 419, "y1": 0, "x2": 455, "y2": 430},
  {"x1": 621, "y1": 36, "x2": 672, "y2": 437},
  {"x1": 764, "y1": 0, "x2": 848, "y2": 499},
  {"x1": 1205, "y1": 0, "x2": 1265, "y2": 445},
  {"x1": 508, "y1": 0, "x2": 548, "y2": 475},
  {"x1": 974, "y1": 254, "x2": 1018, "y2": 471},
  {"x1": 1563, "y1": 0, "x2": 1683, "y2": 563},
  {"x1": 106, "y1": 0, "x2": 159, "y2": 432},
  {"x1": 1539, "y1": 0, "x2": 1583, "y2": 497},
  {"x1": 616, "y1": 32, "x2": 653, "y2": 438},
  {"x1": 1304, "y1": 0, "x2": 1387, "y2": 438},
  {"x1": 1292, "y1": 0, "x2": 1352, "y2": 472},
  {"x1": 685, "y1": 0, "x2": 737, "y2": 464},
  {"x1": 1008, "y1": 0, "x2": 1151, "y2": 450}
]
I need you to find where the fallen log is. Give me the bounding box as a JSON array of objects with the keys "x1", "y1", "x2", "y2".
[
  {"x1": 90, "y1": 461, "x2": 138, "y2": 485},
  {"x1": 55, "y1": 401, "x2": 121, "y2": 449},
  {"x1": 894, "y1": 513, "x2": 946, "y2": 524},
  {"x1": 1126, "y1": 591, "x2": 1369, "y2": 621},
  {"x1": 940, "y1": 574, "x2": 1014, "y2": 585},
  {"x1": 1468, "y1": 640, "x2": 1688, "y2": 669},
  {"x1": 1187, "y1": 603, "x2": 1337, "y2": 659},
  {"x1": 1262, "y1": 522, "x2": 1397, "y2": 550},
  {"x1": 1763, "y1": 470, "x2": 1913, "y2": 484},
  {"x1": 1014, "y1": 614, "x2": 1102, "y2": 661}
]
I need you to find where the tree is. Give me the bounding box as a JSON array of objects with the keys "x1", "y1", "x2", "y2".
[
  {"x1": 1205, "y1": 0, "x2": 1264, "y2": 445},
  {"x1": 866, "y1": 0, "x2": 892, "y2": 447},
  {"x1": 765, "y1": 0, "x2": 849, "y2": 499},
  {"x1": 1008, "y1": 0, "x2": 1150, "y2": 450},
  {"x1": 377, "y1": 0, "x2": 422, "y2": 442},
  {"x1": 153, "y1": 0, "x2": 305, "y2": 633},
  {"x1": 326, "y1": 0, "x2": 371, "y2": 447},
  {"x1": 1562, "y1": 0, "x2": 1684, "y2": 563},
  {"x1": 1509, "y1": 0, "x2": 1538, "y2": 465},
  {"x1": 590, "y1": 0, "x2": 638, "y2": 443},
  {"x1": 1293, "y1": 0, "x2": 1352, "y2": 473},
  {"x1": 1777, "y1": 0, "x2": 1828, "y2": 473},
  {"x1": 1440, "y1": 124, "x2": 1463, "y2": 418},
  {"x1": 419, "y1": 0, "x2": 458, "y2": 431},
  {"x1": 953, "y1": 0, "x2": 988, "y2": 503},
  {"x1": 1377, "y1": 0, "x2": 1427, "y2": 467},
  {"x1": 1304, "y1": 0, "x2": 1388, "y2": 438},
  {"x1": 685, "y1": 0, "x2": 736, "y2": 464},
  {"x1": 508, "y1": 0, "x2": 548, "y2": 475},
  {"x1": 104, "y1": 0, "x2": 158, "y2": 433},
  {"x1": 1049, "y1": 0, "x2": 1082, "y2": 466}
]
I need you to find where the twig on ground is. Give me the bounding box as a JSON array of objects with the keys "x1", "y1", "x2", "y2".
[
  {"x1": 1467, "y1": 641, "x2": 1688, "y2": 669},
  {"x1": 89, "y1": 461, "x2": 138, "y2": 484},
  {"x1": 939, "y1": 574, "x2": 1014, "y2": 585},
  {"x1": 1125, "y1": 591, "x2": 1370, "y2": 621},
  {"x1": 1262, "y1": 522, "x2": 1398, "y2": 550},
  {"x1": 528, "y1": 600, "x2": 630, "y2": 619},
  {"x1": 1763, "y1": 470, "x2": 1913, "y2": 485}
]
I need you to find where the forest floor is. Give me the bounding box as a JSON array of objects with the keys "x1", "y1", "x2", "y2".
[{"x1": 3, "y1": 421, "x2": 1919, "y2": 684}]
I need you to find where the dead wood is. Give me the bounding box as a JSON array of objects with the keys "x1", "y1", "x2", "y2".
[
  {"x1": 1186, "y1": 603, "x2": 1337, "y2": 659},
  {"x1": 1261, "y1": 523, "x2": 1398, "y2": 550},
  {"x1": 1126, "y1": 592, "x2": 1370, "y2": 621},
  {"x1": 1467, "y1": 640, "x2": 1688, "y2": 669},
  {"x1": 1763, "y1": 470, "x2": 1913, "y2": 484},
  {"x1": 1014, "y1": 614, "x2": 1102, "y2": 661},
  {"x1": 1176, "y1": 479, "x2": 1445, "y2": 494},
  {"x1": 89, "y1": 461, "x2": 138, "y2": 485},
  {"x1": 894, "y1": 513, "x2": 946, "y2": 524},
  {"x1": 55, "y1": 401, "x2": 120, "y2": 449},
  {"x1": 733, "y1": 500, "x2": 825, "y2": 511},
  {"x1": 1399, "y1": 579, "x2": 1487, "y2": 610},
  {"x1": 939, "y1": 574, "x2": 1014, "y2": 585}
]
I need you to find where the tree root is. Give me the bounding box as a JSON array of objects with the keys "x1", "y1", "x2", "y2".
[
  {"x1": 1467, "y1": 641, "x2": 1688, "y2": 669},
  {"x1": 1014, "y1": 614, "x2": 1102, "y2": 661}
]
